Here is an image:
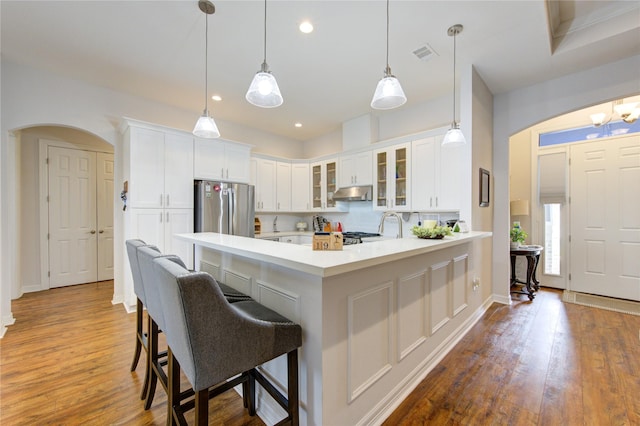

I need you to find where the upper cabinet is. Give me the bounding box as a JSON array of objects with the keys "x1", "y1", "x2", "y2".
[
  {"x1": 125, "y1": 125, "x2": 194, "y2": 209},
  {"x1": 311, "y1": 159, "x2": 343, "y2": 211},
  {"x1": 194, "y1": 138, "x2": 251, "y2": 183},
  {"x1": 373, "y1": 143, "x2": 411, "y2": 211},
  {"x1": 251, "y1": 157, "x2": 277, "y2": 212},
  {"x1": 276, "y1": 161, "x2": 292, "y2": 212},
  {"x1": 411, "y1": 135, "x2": 462, "y2": 211},
  {"x1": 291, "y1": 162, "x2": 310, "y2": 211},
  {"x1": 338, "y1": 150, "x2": 373, "y2": 187}
]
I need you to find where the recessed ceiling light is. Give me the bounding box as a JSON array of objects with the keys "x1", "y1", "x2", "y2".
[
  {"x1": 294, "y1": 122, "x2": 302, "y2": 128},
  {"x1": 299, "y1": 21, "x2": 313, "y2": 34},
  {"x1": 211, "y1": 95, "x2": 222, "y2": 101}
]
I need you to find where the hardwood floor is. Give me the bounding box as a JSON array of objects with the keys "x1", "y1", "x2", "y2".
[{"x1": 1, "y1": 283, "x2": 639, "y2": 425}]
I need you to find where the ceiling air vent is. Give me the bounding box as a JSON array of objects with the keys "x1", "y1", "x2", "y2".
[{"x1": 412, "y1": 44, "x2": 438, "y2": 62}]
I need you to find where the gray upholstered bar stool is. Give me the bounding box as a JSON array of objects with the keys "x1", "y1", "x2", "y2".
[
  {"x1": 125, "y1": 239, "x2": 160, "y2": 402},
  {"x1": 153, "y1": 256, "x2": 302, "y2": 426},
  {"x1": 136, "y1": 245, "x2": 254, "y2": 410}
]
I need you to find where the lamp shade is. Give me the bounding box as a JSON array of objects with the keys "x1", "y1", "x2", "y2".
[
  {"x1": 246, "y1": 71, "x2": 283, "y2": 108},
  {"x1": 442, "y1": 126, "x2": 466, "y2": 146},
  {"x1": 371, "y1": 75, "x2": 407, "y2": 110},
  {"x1": 510, "y1": 199, "x2": 530, "y2": 216},
  {"x1": 193, "y1": 113, "x2": 220, "y2": 139}
]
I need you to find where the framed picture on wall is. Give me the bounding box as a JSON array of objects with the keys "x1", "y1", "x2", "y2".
[{"x1": 479, "y1": 168, "x2": 490, "y2": 207}]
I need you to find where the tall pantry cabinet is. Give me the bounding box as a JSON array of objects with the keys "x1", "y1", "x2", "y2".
[{"x1": 121, "y1": 119, "x2": 195, "y2": 307}]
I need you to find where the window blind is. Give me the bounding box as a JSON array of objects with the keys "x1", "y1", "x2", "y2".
[{"x1": 538, "y1": 152, "x2": 567, "y2": 204}]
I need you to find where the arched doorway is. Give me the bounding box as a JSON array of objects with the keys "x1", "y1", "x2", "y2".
[{"x1": 8, "y1": 125, "x2": 115, "y2": 295}]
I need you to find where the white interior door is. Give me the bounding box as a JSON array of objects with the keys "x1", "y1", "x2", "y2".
[
  {"x1": 48, "y1": 147, "x2": 97, "y2": 287},
  {"x1": 97, "y1": 152, "x2": 114, "y2": 281},
  {"x1": 570, "y1": 135, "x2": 640, "y2": 300}
]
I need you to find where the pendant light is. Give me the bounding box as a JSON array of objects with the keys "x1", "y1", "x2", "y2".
[
  {"x1": 371, "y1": 0, "x2": 406, "y2": 110},
  {"x1": 442, "y1": 24, "x2": 465, "y2": 146},
  {"x1": 193, "y1": 0, "x2": 220, "y2": 139},
  {"x1": 246, "y1": 0, "x2": 283, "y2": 108}
]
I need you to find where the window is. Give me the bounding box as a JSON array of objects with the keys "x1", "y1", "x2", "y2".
[
  {"x1": 539, "y1": 119, "x2": 640, "y2": 147},
  {"x1": 543, "y1": 204, "x2": 561, "y2": 275}
]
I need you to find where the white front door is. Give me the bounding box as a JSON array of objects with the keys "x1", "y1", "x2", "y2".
[
  {"x1": 570, "y1": 135, "x2": 640, "y2": 300},
  {"x1": 48, "y1": 147, "x2": 98, "y2": 287},
  {"x1": 97, "y1": 152, "x2": 114, "y2": 281}
]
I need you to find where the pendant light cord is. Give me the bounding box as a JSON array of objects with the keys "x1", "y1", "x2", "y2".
[
  {"x1": 262, "y1": 0, "x2": 267, "y2": 65},
  {"x1": 385, "y1": 0, "x2": 390, "y2": 73},
  {"x1": 204, "y1": 12, "x2": 209, "y2": 113},
  {"x1": 452, "y1": 30, "x2": 456, "y2": 124}
]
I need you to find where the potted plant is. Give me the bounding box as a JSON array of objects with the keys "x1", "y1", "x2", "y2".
[{"x1": 510, "y1": 227, "x2": 528, "y2": 249}]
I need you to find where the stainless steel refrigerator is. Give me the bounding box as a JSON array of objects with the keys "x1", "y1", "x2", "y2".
[{"x1": 194, "y1": 180, "x2": 255, "y2": 237}]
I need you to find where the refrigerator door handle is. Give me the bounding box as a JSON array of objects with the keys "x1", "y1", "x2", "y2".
[{"x1": 228, "y1": 188, "x2": 235, "y2": 235}]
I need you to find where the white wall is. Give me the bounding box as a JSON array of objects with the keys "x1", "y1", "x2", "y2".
[{"x1": 493, "y1": 54, "x2": 640, "y2": 301}]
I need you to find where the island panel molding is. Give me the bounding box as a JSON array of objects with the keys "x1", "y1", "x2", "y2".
[
  {"x1": 396, "y1": 270, "x2": 429, "y2": 361},
  {"x1": 347, "y1": 282, "x2": 394, "y2": 403},
  {"x1": 430, "y1": 260, "x2": 452, "y2": 335},
  {"x1": 453, "y1": 254, "x2": 470, "y2": 316}
]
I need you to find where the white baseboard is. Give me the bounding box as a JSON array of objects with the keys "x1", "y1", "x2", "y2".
[{"x1": 21, "y1": 284, "x2": 42, "y2": 294}]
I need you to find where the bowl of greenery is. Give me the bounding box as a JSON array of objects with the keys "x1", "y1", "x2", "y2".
[{"x1": 411, "y1": 225, "x2": 453, "y2": 240}]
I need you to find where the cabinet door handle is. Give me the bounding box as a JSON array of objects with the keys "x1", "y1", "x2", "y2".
[
  {"x1": 99, "y1": 230, "x2": 104, "y2": 234},
  {"x1": 221, "y1": 168, "x2": 224, "y2": 178},
  {"x1": 166, "y1": 212, "x2": 170, "y2": 222},
  {"x1": 435, "y1": 196, "x2": 438, "y2": 207},
  {"x1": 430, "y1": 197, "x2": 433, "y2": 208},
  {"x1": 166, "y1": 194, "x2": 170, "y2": 207},
  {"x1": 90, "y1": 230, "x2": 96, "y2": 234},
  {"x1": 226, "y1": 169, "x2": 229, "y2": 179},
  {"x1": 278, "y1": 202, "x2": 280, "y2": 210},
  {"x1": 160, "y1": 194, "x2": 163, "y2": 206},
  {"x1": 160, "y1": 212, "x2": 163, "y2": 223}
]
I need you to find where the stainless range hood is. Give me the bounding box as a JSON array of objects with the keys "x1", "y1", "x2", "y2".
[{"x1": 332, "y1": 186, "x2": 372, "y2": 201}]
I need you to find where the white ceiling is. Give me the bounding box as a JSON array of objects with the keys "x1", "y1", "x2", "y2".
[{"x1": 2, "y1": 1, "x2": 639, "y2": 141}]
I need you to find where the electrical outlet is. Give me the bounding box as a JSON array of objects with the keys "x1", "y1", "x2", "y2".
[{"x1": 472, "y1": 277, "x2": 480, "y2": 291}]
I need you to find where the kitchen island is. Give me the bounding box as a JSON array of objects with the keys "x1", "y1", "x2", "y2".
[{"x1": 176, "y1": 231, "x2": 491, "y2": 426}]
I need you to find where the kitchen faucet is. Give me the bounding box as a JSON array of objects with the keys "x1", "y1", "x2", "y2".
[
  {"x1": 273, "y1": 216, "x2": 278, "y2": 232},
  {"x1": 378, "y1": 211, "x2": 403, "y2": 238}
]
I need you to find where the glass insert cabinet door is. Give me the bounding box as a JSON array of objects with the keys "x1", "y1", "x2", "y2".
[
  {"x1": 311, "y1": 160, "x2": 337, "y2": 210},
  {"x1": 325, "y1": 161, "x2": 336, "y2": 208},
  {"x1": 375, "y1": 145, "x2": 410, "y2": 210},
  {"x1": 394, "y1": 147, "x2": 407, "y2": 207},
  {"x1": 312, "y1": 164, "x2": 322, "y2": 209},
  {"x1": 376, "y1": 151, "x2": 388, "y2": 208}
]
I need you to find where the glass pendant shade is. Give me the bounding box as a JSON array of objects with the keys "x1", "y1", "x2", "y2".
[
  {"x1": 442, "y1": 124, "x2": 466, "y2": 147},
  {"x1": 246, "y1": 68, "x2": 283, "y2": 108},
  {"x1": 193, "y1": 111, "x2": 220, "y2": 139},
  {"x1": 371, "y1": 74, "x2": 407, "y2": 110}
]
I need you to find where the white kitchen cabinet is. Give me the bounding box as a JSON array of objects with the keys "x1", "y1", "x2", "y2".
[
  {"x1": 127, "y1": 126, "x2": 194, "y2": 209},
  {"x1": 194, "y1": 138, "x2": 251, "y2": 183},
  {"x1": 276, "y1": 161, "x2": 292, "y2": 212},
  {"x1": 411, "y1": 135, "x2": 461, "y2": 211},
  {"x1": 373, "y1": 143, "x2": 411, "y2": 211},
  {"x1": 291, "y1": 162, "x2": 310, "y2": 211},
  {"x1": 251, "y1": 157, "x2": 277, "y2": 211},
  {"x1": 311, "y1": 159, "x2": 344, "y2": 211},
  {"x1": 338, "y1": 150, "x2": 373, "y2": 187},
  {"x1": 129, "y1": 208, "x2": 193, "y2": 269}
]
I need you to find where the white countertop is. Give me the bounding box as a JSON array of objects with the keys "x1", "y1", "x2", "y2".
[{"x1": 176, "y1": 231, "x2": 492, "y2": 278}]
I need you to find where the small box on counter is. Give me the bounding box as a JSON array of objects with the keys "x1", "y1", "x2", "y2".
[{"x1": 312, "y1": 232, "x2": 343, "y2": 251}]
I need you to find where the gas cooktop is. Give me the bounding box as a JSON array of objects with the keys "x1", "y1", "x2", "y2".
[{"x1": 342, "y1": 232, "x2": 381, "y2": 245}]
